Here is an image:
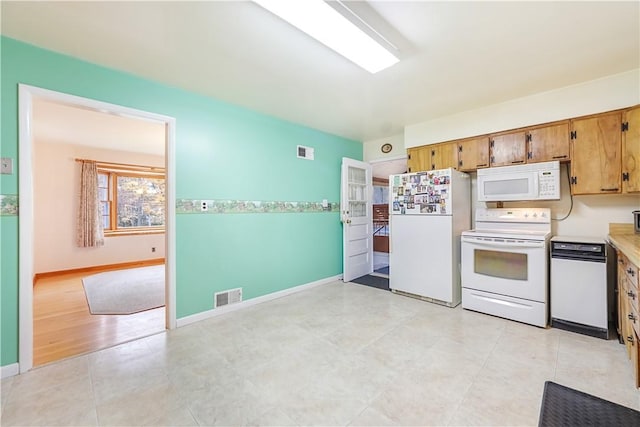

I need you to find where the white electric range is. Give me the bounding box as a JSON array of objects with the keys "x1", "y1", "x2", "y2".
[{"x1": 460, "y1": 208, "x2": 551, "y2": 327}]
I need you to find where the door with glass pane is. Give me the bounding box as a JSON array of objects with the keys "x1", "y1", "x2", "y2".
[{"x1": 341, "y1": 158, "x2": 373, "y2": 282}]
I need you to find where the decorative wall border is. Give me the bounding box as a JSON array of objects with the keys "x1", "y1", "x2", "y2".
[
  {"x1": 0, "y1": 195, "x2": 340, "y2": 215},
  {"x1": 0, "y1": 195, "x2": 18, "y2": 215},
  {"x1": 176, "y1": 199, "x2": 340, "y2": 214}
]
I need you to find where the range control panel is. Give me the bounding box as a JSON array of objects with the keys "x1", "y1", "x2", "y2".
[{"x1": 475, "y1": 207, "x2": 551, "y2": 224}]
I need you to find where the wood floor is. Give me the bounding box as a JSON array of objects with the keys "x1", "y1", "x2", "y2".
[{"x1": 34, "y1": 267, "x2": 166, "y2": 367}]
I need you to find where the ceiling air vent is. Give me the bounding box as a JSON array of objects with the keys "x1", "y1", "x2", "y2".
[
  {"x1": 297, "y1": 145, "x2": 315, "y2": 160},
  {"x1": 214, "y1": 288, "x2": 242, "y2": 308}
]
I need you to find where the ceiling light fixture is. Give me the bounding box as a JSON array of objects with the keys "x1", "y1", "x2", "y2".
[{"x1": 253, "y1": 0, "x2": 399, "y2": 73}]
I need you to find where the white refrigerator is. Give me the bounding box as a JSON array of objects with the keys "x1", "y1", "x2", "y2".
[{"x1": 389, "y1": 168, "x2": 471, "y2": 307}]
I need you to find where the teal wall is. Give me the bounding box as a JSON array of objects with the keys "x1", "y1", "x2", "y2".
[{"x1": 0, "y1": 36, "x2": 362, "y2": 367}]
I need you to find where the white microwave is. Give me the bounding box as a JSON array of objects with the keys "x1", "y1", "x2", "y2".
[{"x1": 477, "y1": 161, "x2": 560, "y2": 202}]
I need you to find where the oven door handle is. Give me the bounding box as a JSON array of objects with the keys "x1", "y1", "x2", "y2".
[{"x1": 461, "y1": 237, "x2": 545, "y2": 249}]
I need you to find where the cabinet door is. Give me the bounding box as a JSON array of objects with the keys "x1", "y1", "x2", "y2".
[
  {"x1": 431, "y1": 142, "x2": 457, "y2": 170},
  {"x1": 407, "y1": 146, "x2": 431, "y2": 173},
  {"x1": 528, "y1": 122, "x2": 570, "y2": 163},
  {"x1": 622, "y1": 106, "x2": 640, "y2": 193},
  {"x1": 457, "y1": 137, "x2": 490, "y2": 172},
  {"x1": 570, "y1": 112, "x2": 621, "y2": 195},
  {"x1": 490, "y1": 131, "x2": 527, "y2": 167},
  {"x1": 619, "y1": 254, "x2": 628, "y2": 340}
]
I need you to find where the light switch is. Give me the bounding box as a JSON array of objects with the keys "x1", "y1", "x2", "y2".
[{"x1": 1, "y1": 158, "x2": 13, "y2": 175}]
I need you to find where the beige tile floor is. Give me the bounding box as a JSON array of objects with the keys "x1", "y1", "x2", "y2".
[{"x1": 1, "y1": 281, "x2": 639, "y2": 426}]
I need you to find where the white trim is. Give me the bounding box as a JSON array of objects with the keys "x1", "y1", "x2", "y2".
[
  {"x1": 368, "y1": 154, "x2": 407, "y2": 164},
  {"x1": 18, "y1": 86, "x2": 34, "y2": 374},
  {"x1": 176, "y1": 274, "x2": 342, "y2": 327},
  {"x1": 1, "y1": 363, "x2": 20, "y2": 379},
  {"x1": 18, "y1": 84, "x2": 177, "y2": 373}
]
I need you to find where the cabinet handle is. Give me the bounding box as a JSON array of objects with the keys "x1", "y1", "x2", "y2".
[
  {"x1": 600, "y1": 188, "x2": 619, "y2": 192},
  {"x1": 552, "y1": 155, "x2": 568, "y2": 159},
  {"x1": 629, "y1": 313, "x2": 637, "y2": 323},
  {"x1": 511, "y1": 160, "x2": 525, "y2": 164},
  {"x1": 627, "y1": 291, "x2": 636, "y2": 299},
  {"x1": 628, "y1": 268, "x2": 636, "y2": 277},
  {"x1": 627, "y1": 336, "x2": 635, "y2": 344},
  {"x1": 476, "y1": 164, "x2": 488, "y2": 167}
]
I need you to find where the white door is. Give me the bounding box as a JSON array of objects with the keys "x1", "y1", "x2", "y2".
[{"x1": 341, "y1": 158, "x2": 373, "y2": 282}]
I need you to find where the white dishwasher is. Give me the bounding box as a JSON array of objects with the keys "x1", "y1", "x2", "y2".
[{"x1": 550, "y1": 236, "x2": 616, "y2": 340}]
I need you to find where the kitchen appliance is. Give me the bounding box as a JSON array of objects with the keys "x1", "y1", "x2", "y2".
[
  {"x1": 634, "y1": 210, "x2": 640, "y2": 233},
  {"x1": 477, "y1": 160, "x2": 560, "y2": 202},
  {"x1": 461, "y1": 208, "x2": 551, "y2": 327},
  {"x1": 388, "y1": 168, "x2": 471, "y2": 307},
  {"x1": 550, "y1": 236, "x2": 616, "y2": 339}
]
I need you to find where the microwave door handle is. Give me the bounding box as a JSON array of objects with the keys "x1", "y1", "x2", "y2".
[
  {"x1": 533, "y1": 174, "x2": 539, "y2": 197},
  {"x1": 462, "y1": 237, "x2": 545, "y2": 249}
]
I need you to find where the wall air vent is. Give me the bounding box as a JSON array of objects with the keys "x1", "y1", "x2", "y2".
[
  {"x1": 214, "y1": 288, "x2": 243, "y2": 308},
  {"x1": 297, "y1": 145, "x2": 315, "y2": 160}
]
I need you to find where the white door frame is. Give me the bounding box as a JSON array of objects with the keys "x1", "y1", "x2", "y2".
[{"x1": 18, "y1": 84, "x2": 177, "y2": 373}]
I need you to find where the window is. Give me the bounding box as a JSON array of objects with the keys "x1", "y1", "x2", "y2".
[{"x1": 97, "y1": 163, "x2": 165, "y2": 235}]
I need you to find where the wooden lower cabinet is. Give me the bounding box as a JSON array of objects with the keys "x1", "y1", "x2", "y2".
[{"x1": 618, "y1": 250, "x2": 640, "y2": 388}]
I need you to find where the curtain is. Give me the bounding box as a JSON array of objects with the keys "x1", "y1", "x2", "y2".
[{"x1": 77, "y1": 160, "x2": 104, "y2": 247}]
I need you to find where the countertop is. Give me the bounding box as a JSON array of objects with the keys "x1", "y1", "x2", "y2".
[{"x1": 608, "y1": 223, "x2": 640, "y2": 267}]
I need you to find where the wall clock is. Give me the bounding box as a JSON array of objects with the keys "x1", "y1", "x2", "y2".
[{"x1": 381, "y1": 143, "x2": 393, "y2": 153}]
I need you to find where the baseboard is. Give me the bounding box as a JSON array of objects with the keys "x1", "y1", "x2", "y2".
[
  {"x1": 33, "y1": 258, "x2": 165, "y2": 282},
  {"x1": 1, "y1": 363, "x2": 19, "y2": 379},
  {"x1": 177, "y1": 274, "x2": 343, "y2": 327}
]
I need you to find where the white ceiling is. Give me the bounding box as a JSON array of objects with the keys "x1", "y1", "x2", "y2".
[
  {"x1": 32, "y1": 98, "x2": 166, "y2": 156},
  {"x1": 3, "y1": 1, "x2": 639, "y2": 143},
  {"x1": 372, "y1": 157, "x2": 407, "y2": 180}
]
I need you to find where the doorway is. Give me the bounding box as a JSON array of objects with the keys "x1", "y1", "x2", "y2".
[
  {"x1": 19, "y1": 85, "x2": 177, "y2": 373},
  {"x1": 370, "y1": 157, "x2": 407, "y2": 278}
]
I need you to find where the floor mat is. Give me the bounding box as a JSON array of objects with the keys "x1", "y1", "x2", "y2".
[
  {"x1": 350, "y1": 274, "x2": 389, "y2": 291},
  {"x1": 538, "y1": 381, "x2": 640, "y2": 426},
  {"x1": 374, "y1": 266, "x2": 389, "y2": 275}
]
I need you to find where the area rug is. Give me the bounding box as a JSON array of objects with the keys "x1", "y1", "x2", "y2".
[
  {"x1": 350, "y1": 274, "x2": 390, "y2": 291},
  {"x1": 538, "y1": 381, "x2": 640, "y2": 426},
  {"x1": 82, "y1": 265, "x2": 165, "y2": 315}
]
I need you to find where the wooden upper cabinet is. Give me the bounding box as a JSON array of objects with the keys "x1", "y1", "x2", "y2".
[
  {"x1": 490, "y1": 131, "x2": 527, "y2": 167},
  {"x1": 431, "y1": 142, "x2": 457, "y2": 170},
  {"x1": 570, "y1": 112, "x2": 622, "y2": 195},
  {"x1": 407, "y1": 146, "x2": 431, "y2": 173},
  {"x1": 622, "y1": 106, "x2": 640, "y2": 193},
  {"x1": 457, "y1": 136, "x2": 490, "y2": 171},
  {"x1": 527, "y1": 122, "x2": 570, "y2": 163}
]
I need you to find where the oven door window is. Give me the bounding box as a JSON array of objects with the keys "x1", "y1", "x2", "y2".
[{"x1": 474, "y1": 249, "x2": 528, "y2": 281}]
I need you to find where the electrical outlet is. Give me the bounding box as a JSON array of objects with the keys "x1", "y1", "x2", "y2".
[
  {"x1": 201, "y1": 200, "x2": 214, "y2": 212},
  {"x1": 1, "y1": 158, "x2": 13, "y2": 174}
]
